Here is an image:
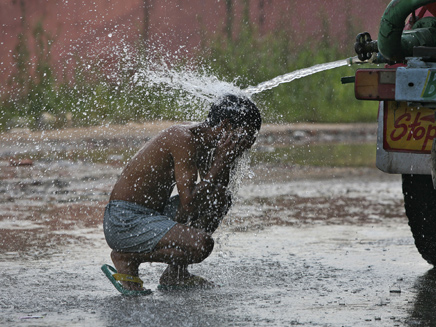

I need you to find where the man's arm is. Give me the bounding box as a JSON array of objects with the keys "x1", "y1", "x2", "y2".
[
  {"x1": 171, "y1": 135, "x2": 199, "y2": 223},
  {"x1": 170, "y1": 131, "x2": 234, "y2": 223},
  {"x1": 171, "y1": 127, "x2": 251, "y2": 224},
  {"x1": 172, "y1": 155, "x2": 230, "y2": 224},
  {"x1": 203, "y1": 128, "x2": 250, "y2": 185}
]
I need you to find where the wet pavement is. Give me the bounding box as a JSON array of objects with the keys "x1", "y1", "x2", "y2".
[{"x1": 1, "y1": 124, "x2": 436, "y2": 326}]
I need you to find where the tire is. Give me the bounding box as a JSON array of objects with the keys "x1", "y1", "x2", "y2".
[{"x1": 402, "y1": 174, "x2": 436, "y2": 265}]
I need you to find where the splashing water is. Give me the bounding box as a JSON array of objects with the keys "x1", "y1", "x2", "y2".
[
  {"x1": 91, "y1": 45, "x2": 348, "y2": 191},
  {"x1": 130, "y1": 55, "x2": 348, "y2": 103},
  {"x1": 88, "y1": 38, "x2": 348, "y2": 121},
  {"x1": 243, "y1": 59, "x2": 348, "y2": 95},
  {"x1": 132, "y1": 56, "x2": 243, "y2": 103},
  {"x1": 91, "y1": 41, "x2": 246, "y2": 121}
]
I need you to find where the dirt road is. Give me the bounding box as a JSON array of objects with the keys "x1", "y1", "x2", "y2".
[{"x1": 1, "y1": 123, "x2": 435, "y2": 326}]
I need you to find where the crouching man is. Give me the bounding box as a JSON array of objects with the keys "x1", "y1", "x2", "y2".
[{"x1": 102, "y1": 94, "x2": 262, "y2": 295}]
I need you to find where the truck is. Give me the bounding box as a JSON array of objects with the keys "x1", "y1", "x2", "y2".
[{"x1": 350, "y1": 0, "x2": 436, "y2": 264}]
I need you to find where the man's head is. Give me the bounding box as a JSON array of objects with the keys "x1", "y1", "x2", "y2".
[{"x1": 207, "y1": 94, "x2": 262, "y2": 133}]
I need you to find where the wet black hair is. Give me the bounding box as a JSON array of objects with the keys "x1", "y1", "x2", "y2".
[{"x1": 207, "y1": 94, "x2": 262, "y2": 132}]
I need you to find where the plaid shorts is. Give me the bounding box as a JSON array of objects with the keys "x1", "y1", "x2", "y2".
[{"x1": 103, "y1": 196, "x2": 179, "y2": 253}]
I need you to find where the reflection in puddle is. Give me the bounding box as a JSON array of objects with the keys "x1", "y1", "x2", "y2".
[
  {"x1": 0, "y1": 201, "x2": 105, "y2": 257},
  {"x1": 408, "y1": 269, "x2": 436, "y2": 326}
]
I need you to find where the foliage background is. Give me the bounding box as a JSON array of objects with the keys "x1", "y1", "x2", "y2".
[{"x1": 0, "y1": 1, "x2": 377, "y2": 131}]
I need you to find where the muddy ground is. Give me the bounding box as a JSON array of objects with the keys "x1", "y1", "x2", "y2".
[{"x1": 1, "y1": 122, "x2": 435, "y2": 327}]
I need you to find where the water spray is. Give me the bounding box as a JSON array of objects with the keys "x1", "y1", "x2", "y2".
[{"x1": 243, "y1": 59, "x2": 349, "y2": 95}]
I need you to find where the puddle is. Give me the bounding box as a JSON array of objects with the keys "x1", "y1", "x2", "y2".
[{"x1": 2, "y1": 124, "x2": 434, "y2": 326}]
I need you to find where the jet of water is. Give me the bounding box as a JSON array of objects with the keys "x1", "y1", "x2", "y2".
[{"x1": 243, "y1": 59, "x2": 348, "y2": 95}]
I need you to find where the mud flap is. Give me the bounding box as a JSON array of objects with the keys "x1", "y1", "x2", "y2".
[{"x1": 432, "y1": 138, "x2": 436, "y2": 189}]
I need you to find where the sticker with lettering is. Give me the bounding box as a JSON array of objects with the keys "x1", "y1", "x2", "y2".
[
  {"x1": 422, "y1": 70, "x2": 436, "y2": 99},
  {"x1": 383, "y1": 101, "x2": 436, "y2": 153}
]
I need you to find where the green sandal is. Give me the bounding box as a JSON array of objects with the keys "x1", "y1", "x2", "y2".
[{"x1": 101, "y1": 264, "x2": 152, "y2": 296}]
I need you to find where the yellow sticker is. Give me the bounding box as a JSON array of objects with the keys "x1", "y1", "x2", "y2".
[{"x1": 384, "y1": 101, "x2": 436, "y2": 153}]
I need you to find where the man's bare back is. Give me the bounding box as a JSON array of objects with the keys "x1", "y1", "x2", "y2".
[{"x1": 110, "y1": 124, "x2": 200, "y2": 213}]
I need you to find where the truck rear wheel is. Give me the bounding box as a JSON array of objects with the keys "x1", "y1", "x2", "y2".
[{"x1": 402, "y1": 174, "x2": 436, "y2": 265}]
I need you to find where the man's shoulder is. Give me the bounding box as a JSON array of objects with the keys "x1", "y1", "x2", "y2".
[{"x1": 161, "y1": 123, "x2": 198, "y2": 141}]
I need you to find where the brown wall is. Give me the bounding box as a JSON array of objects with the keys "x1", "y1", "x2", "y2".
[{"x1": 0, "y1": 0, "x2": 387, "y2": 84}]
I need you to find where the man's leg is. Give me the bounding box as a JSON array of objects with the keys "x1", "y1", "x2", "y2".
[
  {"x1": 155, "y1": 224, "x2": 215, "y2": 286},
  {"x1": 155, "y1": 185, "x2": 230, "y2": 287},
  {"x1": 111, "y1": 184, "x2": 229, "y2": 290},
  {"x1": 111, "y1": 223, "x2": 214, "y2": 290}
]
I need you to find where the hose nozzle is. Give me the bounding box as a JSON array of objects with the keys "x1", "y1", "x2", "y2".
[{"x1": 354, "y1": 32, "x2": 378, "y2": 61}]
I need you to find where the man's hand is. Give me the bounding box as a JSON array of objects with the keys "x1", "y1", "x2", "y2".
[{"x1": 214, "y1": 128, "x2": 252, "y2": 166}]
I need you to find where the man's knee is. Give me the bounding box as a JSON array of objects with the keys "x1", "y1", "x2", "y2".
[{"x1": 192, "y1": 233, "x2": 214, "y2": 263}]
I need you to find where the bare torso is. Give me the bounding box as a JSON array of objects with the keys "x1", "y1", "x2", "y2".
[{"x1": 109, "y1": 123, "x2": 205, "y2": 213}]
